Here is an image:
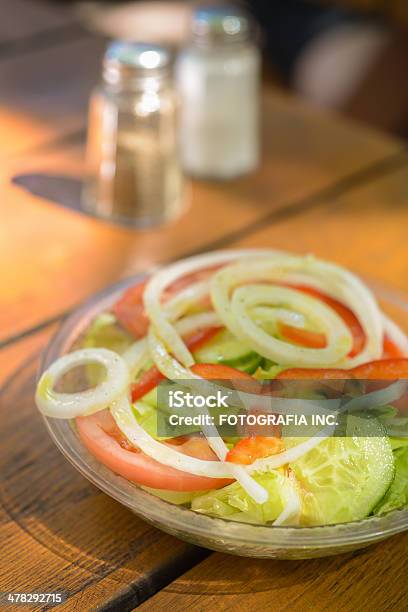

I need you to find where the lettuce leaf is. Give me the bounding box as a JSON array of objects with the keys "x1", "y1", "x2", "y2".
[
  {"x1": 390, "y1": 436, "x2": 408, "y2": 451},
  {"x1": 131, "y1": 401, "x2": 172, "y2": 441},
  {"x1": 373, "y1": 446, "x2": 408, "y2": 515},
  {"x1": 82, "y1": 313, "x2": 133, "y2": 385},
  {"x1": 83, "y1": 313, "x2": 133, "y2": 353},
  {"x1": 191, "y1": 472, "x2": 291, "y2": 523},
  {"x1": 142, "y1": 487, "x2": 206, "y2": 505}
]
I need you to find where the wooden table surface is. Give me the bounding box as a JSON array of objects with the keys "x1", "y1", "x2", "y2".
[{"x1": 1, "y1": 3, "x2": 408, "y2": 611}]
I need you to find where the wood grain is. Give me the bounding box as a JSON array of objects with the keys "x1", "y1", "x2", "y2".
[
  {"x1": 233, "y1": 164, "x2": 408, "y2": 296},
  {"x1": 138, "y1": 536, "x2": 408, "y2": 611},
  {"x1": 2, "y1": 12, "x2": 408, "y2": 606},
  {"x1": 0, "y1": 35, "x2": 104, "y2": 157},
  {"x1": 0, "y1": 324, "x2": 57, "y2": 385},
  {"x1": 1, "y1": 93, "x2": 405, "y2": 343},
  {"x1": 135, "y1": 167, "x2": 408, "y2": 611},
  {"x1": 3, "y1": 161, "x2": 408, "y2": 611},
  {"x1": 0, "y1": 351, "x2": 208, "y2": 611}
]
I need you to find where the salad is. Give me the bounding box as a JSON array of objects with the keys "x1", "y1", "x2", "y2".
[{"x1": 36, "y1": 250, "x2": 408, "y2": 527}]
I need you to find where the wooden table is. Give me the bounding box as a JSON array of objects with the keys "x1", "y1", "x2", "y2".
[{"x1": 1, "y1": 3, "x2": 408, "y2": 610}]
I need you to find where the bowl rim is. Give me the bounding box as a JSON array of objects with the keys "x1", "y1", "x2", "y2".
[{"x1": 38, "y1": 267, "x2": 408, "y2": 550}]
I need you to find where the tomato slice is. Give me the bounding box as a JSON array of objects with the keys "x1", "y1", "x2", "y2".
[
  {"x1": 278, "y1": 322, "x2": 326, "y2": 349},
  {"x1": 284, "y1": 284, "x2": 365, "y2": 357},
  {"x1": 131, "y1": 367, "x2": 164, "y2": 402},
  {"x1": 352, "y1": 358, "x2": 408, "y2": 380},
  {"x1": 277, "y1": 367, "x2": 352, "y2": 380},
  {"x1": 383, "y1": 334, "x2": 406, "y2": 359},
  {"x1": 131, "y1": 326, "x2": 223, "y2": 402},
  {"x1": 113, "y1": 281, "x2": 149, "y2": 338},
  {"x1": 76, "y1": 410, "x2": 231, "y2": 491},
  {"x1": 226, "y1": 436, "x2": 284, "y2": 465},
  {"x1": 191, "y1": 363, "x2": 254, "y2": 380},
  {"x1": 114, "y1": 267, "x2": 221, "y2": 340},
  {"x1": 277, "y1": 358, "x2": 408, "y2": 380}
]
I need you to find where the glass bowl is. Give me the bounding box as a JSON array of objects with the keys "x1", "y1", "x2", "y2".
[{"x1": 39, "y1": 274, "x2": 408, "y2": 559}]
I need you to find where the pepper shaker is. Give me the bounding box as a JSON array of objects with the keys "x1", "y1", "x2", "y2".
[{"x1": 83, "y1": 42, "x2": 187, "y2": 227}]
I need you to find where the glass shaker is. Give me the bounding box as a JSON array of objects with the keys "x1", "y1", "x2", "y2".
[
  {"x1": 83, "y1": 42, "x2": 186, "y2": 228},
  {"x1": 176, "y1": 5, "x2": 260, "y2": 180}
]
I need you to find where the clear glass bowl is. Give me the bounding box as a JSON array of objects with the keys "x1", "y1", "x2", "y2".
[{"x1": 39, "y1": 274, "x2": 408, "y2": 559}]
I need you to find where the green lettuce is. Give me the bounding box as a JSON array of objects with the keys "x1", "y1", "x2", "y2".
[
  {"x1": 82, "y1": 313, "x2": 133, "y2": 385},
  {"x1": 374, "y1": 445, "x2": 408, "y2": 515},
  {"x1": 132, "y1": 401, "x2": 170, "y2": 441},
  {"x1": 83, "y1": 313, "x2": 133, "y2": 353},
  {"x1": 142, "y1": 487, "x2": 207, "y2": 505},
  {"x1": 191, "y1": 472, "x2": 289, "y2": 523}
]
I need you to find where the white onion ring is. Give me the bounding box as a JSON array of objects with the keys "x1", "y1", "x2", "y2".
[
  {"x1": 211, "y1": 254, "x2": 383, "y2": 368},
  {"x1": 230, "y1": 284, "x2": 352, "y2": 366},
  {"x1": 143, "y1": 249, "x2": 276, "y2": 368},
  {"x1": 36, "y1": 348, "x2": 130, "y2": 418},
  {"x1": 112, "y1": 396, "x2": 268, "y2": 502},
  {"x1": 111, "y1": 395, "x2": 236, "y2": 478},
  {"x1": 146, "y1": 321, "x2": 269, "y2": 502},
  {"x1": 122, "y1": 339, "x2": 148, "y2": 376}
]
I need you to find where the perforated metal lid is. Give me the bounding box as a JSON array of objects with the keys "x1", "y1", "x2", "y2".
[
  {"x1": 191, "y1": 5, "x2": 251, "y2": 46},
  {"x1": 103, "y1": 42, "x2": 171, "y2": 86}
]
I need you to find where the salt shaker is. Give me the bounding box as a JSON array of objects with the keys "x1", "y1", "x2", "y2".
[
  {"x1": 176, "y1": 5, "x2": 260, "y2": 180},
  {"x1": 83, "y1": 42, "x2": 186, "y2": 227}
]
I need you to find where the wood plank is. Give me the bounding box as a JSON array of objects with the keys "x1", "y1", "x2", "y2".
[
  {"x1": 233, "y1": 164, "x2": 408, "y2": 295},
  {"x1": 138, "y1": 535, "x2": 408, "y2": 611},
  {"x1": 0, "y1": 35, "x2": 104, "y2": 157},
  {"x1": 0, "y1": 348, "x2": 208, "y2": 611},
  {"x1": 3, "y1": 163, "x2": 408, "y2": 611},
  {"x1": 0, "y1": 324, "x2": 57, "y2": 384},
  {"x1": 136, "y1": 164, "x2": 408, "y2": 611},
  {"x1": 1, "y1": 93, "x2": 405, "y2": 341}
]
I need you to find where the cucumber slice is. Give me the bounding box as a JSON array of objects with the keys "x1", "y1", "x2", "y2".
[
  {"x1": 193, "y1": 329, "x2": 254, "y2": 365},
  {"x1": 288, "y1": 416, "x2": 395, "y2": 525}
]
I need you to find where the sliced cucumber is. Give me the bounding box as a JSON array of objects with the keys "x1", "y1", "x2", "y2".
[
  {"x1": 193, "y1": 328, "x2": 262, "y2": 373},
  {"x1": 193, "y1": 329, "x2": 255, "y2": 365},
  {"x1": 288, "y1": 416, "x2": 395, "y2": 526}
]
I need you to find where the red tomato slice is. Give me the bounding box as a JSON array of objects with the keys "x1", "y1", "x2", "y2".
[
  {"x1": 131, "y1": 367, "x2": 164, "y2": 402},
  {"x1": 113, "y1": 281, "x2": 149, "y2": 338},
  {"x1": 278, "y1": 322, "x2": 326, "y2": 349},
  {"x1": 114, "y1": 267, "x2": 221, "y2": 340},
  {"x1": 277, "y1": 367, "x2": 353, "y2": 380},
  {"x1": 191, "y1": 363, "x2": 254, "y2": 380},
  {"x1": 226, "y1": 436, "x2": 285, "y2": 465},
  {"x1": 131, "y1": 326, "x2": 222, "y2": 402},
  {"x1": 382, "y1": 334, "x2": 405, "y2": 359},
  {"x1": 277, "y1": 358, "x2": 408, "y2": 380},
  {"x1": 191, "y1": 363, "x2": 261, "y2": 395},
  {"x1": 352, "y1": 358, "x2": 408, "y2": 380},
  {"x1": 76, "y1": 410, "x2": 231, "y2": 491},
  {"x1": 285, "y1": 284, "x2": 365, "y2": 357}
]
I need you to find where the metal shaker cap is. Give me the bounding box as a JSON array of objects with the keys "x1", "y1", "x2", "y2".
[
  {"x1": 191, "y1": 5, "x2": 251, "y2": 47},
  {"x1": 103, "y1": 42, "x2": 171, "y2": 86}
]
